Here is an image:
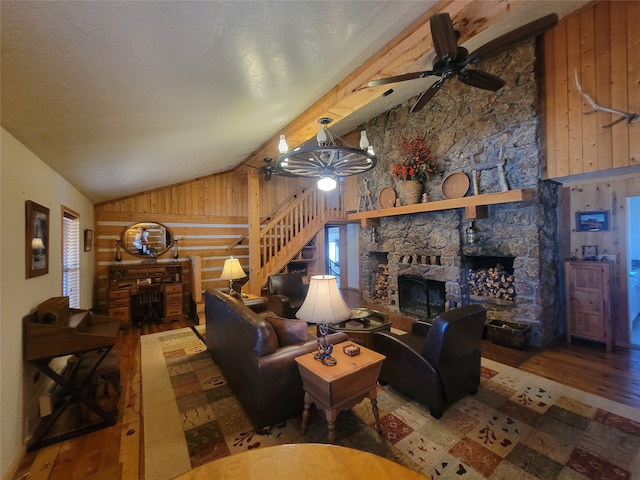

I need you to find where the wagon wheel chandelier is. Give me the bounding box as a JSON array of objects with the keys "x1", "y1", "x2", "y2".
[{"x1": 275, "y1": 117, "x2": 377, "y2": 191}]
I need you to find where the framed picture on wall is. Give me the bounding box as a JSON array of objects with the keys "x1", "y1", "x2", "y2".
[
  {"x1": 26, "y1": 200, "x2": 50, "y2": 278},
  {"x1": 84, "y1": 229, "x2": 93, "y2": 251},
  {"x1": 575, "y1": 210, "x2": 610, "y2": 232}
]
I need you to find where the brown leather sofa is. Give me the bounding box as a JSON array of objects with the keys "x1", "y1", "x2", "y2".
[
  {"x1": 266, "y1": 273, "x2": 308, "y2": 318},
  {"x1": 372, "y1": 304, "x2": 486, "y2": 419},
  {"x1": 204, "y1": 289, "x2": 347, "y2": 432}
]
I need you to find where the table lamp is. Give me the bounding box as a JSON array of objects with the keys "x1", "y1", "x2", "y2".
[
  {"x1": 296, "y1": 275, "x2": 351, "y2": 366},
  {"x1": 220, "y1": 256, "x2": 246, "y2": 292}
]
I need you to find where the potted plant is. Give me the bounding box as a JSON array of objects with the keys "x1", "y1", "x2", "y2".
[{"x1": 391, "y1": 136, "x2": 441, "y2": 204}]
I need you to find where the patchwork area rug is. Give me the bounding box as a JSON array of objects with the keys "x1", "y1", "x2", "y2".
[{"x1": 142, "y1": 327, "x2": 640, "y2": 480}]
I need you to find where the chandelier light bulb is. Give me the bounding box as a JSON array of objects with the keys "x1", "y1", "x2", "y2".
[
  {"x1": 367, "y1": 145, "x2": 375, "y2": 155},
  {"x1": 316, "y1": 125, "x2": 328, "y2": 146},
  {"x1": 359, "y1": 130, "x2": 369, "y2": 150},
  {"x1": 317, "y1": 176, "x2": 337, "y2": 191},
  {"x1": 278, "y1": 134, "x2": 289, "y2": 154}
]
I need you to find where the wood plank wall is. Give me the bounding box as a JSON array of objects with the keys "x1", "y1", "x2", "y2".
[
  {"x1": 542, "y1": 1, "x2": 640, "y2": 178},
  {"x1": 544, "y1": 1, "x2": 640, "y2": 347},
  {"x1": 561, "y1": 174, "x2": 640, "y2": 347},
  {"x1": 94, "y1": 170, "x2": 315, "y2": 313}
]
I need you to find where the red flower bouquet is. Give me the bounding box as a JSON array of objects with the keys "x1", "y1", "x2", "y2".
[{"x1": 391, "y1": 136, "x2": 440, "y2": 181}]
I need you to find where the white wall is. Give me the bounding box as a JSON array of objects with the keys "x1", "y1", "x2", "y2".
[{"x1": 1, "y1": 128, "x2": 94, "y2": 479}]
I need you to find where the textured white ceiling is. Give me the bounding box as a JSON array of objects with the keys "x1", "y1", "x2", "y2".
[
  {"x1": 1, "y1": 1, "x2": 437, "y2": 202},
  {"x1": 1, "y1": 1, "x2": 590, "y2": 203}
]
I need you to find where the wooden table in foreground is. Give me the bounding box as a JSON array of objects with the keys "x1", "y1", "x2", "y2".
[
  {"x1": 171, "y1": 443, "x2": 428, "y2": 479},
  {"x1": 294, "y1": 342, "x2": 385, "y2": 443}
]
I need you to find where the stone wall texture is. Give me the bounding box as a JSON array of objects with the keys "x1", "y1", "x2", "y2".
[{"x1": 357, "y1": 41, "x2": 560, "y2": 348}]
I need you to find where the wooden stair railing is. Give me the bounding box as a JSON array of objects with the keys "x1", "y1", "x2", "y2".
[
  {"x1": 225, "y1": 186, "x2": 310, "y2": 251},
  {"x1": 247, "y1": 181, "x2": 346, "y2": 294}
]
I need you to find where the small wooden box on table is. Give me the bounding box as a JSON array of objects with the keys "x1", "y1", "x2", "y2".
[{"x1": 294, "y1": 343, "x2": 385, "y2": 443}]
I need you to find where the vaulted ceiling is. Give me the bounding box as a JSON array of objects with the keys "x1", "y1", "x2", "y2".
[{"x1": 1, "y1": 1, "x2": 590, "y2": 203}]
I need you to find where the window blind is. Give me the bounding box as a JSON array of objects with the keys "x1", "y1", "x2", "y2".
[{"x1": 62, "y1": 210, "x2": 80, "y2": 308}]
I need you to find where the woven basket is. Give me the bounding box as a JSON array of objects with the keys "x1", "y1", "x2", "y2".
[
  {"x1": 486, "y1": 320, "x2": 531, "y2": 350},
  {"x1": 400, "y1": 180, "x2": 423, "y2": 204}
]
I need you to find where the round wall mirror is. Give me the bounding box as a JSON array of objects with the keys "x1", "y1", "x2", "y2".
[{"x1": 121, "y1": 222, "x2": 173, "y2": 257}]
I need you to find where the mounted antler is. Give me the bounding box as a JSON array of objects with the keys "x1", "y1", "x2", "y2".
[{"x1": 574, "y1": 70, "x2": 639, "y2": 127}]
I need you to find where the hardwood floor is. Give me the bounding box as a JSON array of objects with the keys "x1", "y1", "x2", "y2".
[{"x1": 12, "y1": 297, "x2": 640, "y2": 480}]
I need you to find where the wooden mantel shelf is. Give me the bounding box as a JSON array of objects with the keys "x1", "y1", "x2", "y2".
[{"x1": 347, "y1": 189, "x2": 534, "y2": 226}]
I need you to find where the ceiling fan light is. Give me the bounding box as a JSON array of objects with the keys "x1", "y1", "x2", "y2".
[
  {"x1": 278, "y1": 135, "x2": 289, "y2": 154},
  {"x1": 317, "y1": 176, "x2": 337, "y2": 191}
]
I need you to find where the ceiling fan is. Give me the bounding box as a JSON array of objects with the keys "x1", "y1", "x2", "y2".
[
  {"x1": 368, "y1": 12, "x2": 559, "y2": 113},
  {"x1": 248, "y1": 157, "x2": 279, "y2": 181}
]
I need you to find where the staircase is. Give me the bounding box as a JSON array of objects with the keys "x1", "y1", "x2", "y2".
[{"x1": 249, "y1": 182, "x2": 347, "y2": 294}]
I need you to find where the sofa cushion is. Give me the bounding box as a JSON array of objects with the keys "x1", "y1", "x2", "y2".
[{"x1": 265, "y1": 316, "x2": 309, "y2": 346}]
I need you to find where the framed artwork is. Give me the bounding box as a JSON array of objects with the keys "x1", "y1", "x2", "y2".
[
  {"x1": 84, "y1": 229, "x2": 93, "y2": 251},
  {"x1": 575, "y1": 210, "x2": 610, "y2": 232},
  {"x1": 26, "y1": 200, "x2": 50, "y2": 278}
]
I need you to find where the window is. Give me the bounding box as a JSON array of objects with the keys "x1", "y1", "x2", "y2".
[{"x1": 62, "y1": 208, "x2": 80, "y2": 308}]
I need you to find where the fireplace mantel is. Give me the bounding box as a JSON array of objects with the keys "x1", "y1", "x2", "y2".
[{"x1": 348, "y1": 189, "x2": 534, "y2": 226}]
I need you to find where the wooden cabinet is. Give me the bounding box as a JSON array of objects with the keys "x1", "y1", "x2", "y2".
[
  {"x1": 108, "y1": 288, "x2": 131, "y2": 322},
  {"x1": 565, "y1": 261, "x2": 612, "y2": 351},
  {"x1": 163, "y1": 283, "x2": 184, "y2": 317}
]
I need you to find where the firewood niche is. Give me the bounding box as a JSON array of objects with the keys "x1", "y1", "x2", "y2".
[{"x1": 468, "y1": 265, "x2": 516, "y2": 302}]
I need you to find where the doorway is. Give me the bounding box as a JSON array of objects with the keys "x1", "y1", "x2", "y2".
[
  {"x1": 325, "y1": 224, "x2": 360, "y2": 290},
  {"x1": 628, "y1": 196, "x2": 640, "y2": 346},
  {"x1": 326, "y1": 226, "x2": 341, "y2": 285}
]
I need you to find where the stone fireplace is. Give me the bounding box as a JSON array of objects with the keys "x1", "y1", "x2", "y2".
[{"x1": 357, "y1": 40, "x2": 561, "y2": 348}]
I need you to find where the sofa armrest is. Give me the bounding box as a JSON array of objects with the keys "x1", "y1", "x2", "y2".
[
  {"x1": 245, "y1": 296, "x2": 268, "y2": 313},
  {"x1": 267, "y1": 294, "x2": 292, "y2": 317},
  {"x1": 372, "y1": 331, "x2": 437, "y2": 377},
  {"x1": 411, "y1": 321, "x2": 432, "y2": 337}
]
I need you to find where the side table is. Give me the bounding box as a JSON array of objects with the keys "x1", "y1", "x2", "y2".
[{"x1": 294, "y1": 343, "x2": 385, "y2": 443}]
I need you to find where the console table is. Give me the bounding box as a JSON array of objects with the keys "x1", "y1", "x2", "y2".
[
  {"x1": 24, "y1": 302, "x2": 120, "y2": 451},
  {"x1": 107, "y1": 263, "x2": 185, "y2": 326}
]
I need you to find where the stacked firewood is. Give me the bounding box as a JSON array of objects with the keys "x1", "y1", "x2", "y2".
[
  {"x1": 468, "y1": 265, "x2": 516, "y2": 300},
  {"x1": 373, "y1": 263, "x2": 389, "y2": 300}
]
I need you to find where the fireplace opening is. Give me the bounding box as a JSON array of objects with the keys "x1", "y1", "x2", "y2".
[{"x1": 398, "y1": 276, "x2": 446, "y2": 319}]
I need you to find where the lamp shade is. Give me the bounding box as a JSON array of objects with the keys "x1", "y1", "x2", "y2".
[
  {"x1": 219, "y1": 256, "x2": 246, "y2": 281},
  {"x1": 296, "y1": 275, "x2": 351, "y2": 325},
  {"x1": 31, "y1": 237, "x2": 45, "y2": 250}
]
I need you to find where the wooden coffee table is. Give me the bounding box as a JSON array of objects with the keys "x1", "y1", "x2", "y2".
[
  {"x1": 326, "y1": 308, "x2": 391, "y2": 348},
  {"x1": 294, "y1": 343, "x2": 385, "y2": 443}
]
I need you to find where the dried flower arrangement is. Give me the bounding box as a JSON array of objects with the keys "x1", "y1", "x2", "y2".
[{"x1": 391, "y1": 136, "x2": 441, "y2": 181}]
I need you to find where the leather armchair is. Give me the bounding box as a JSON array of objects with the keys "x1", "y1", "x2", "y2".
[
  {"x1": 267, "y1": 273, "x2": 308, "y2": 318},
  {"x1": 372, "y1": 304, "x2": 486, "y2": 419}
]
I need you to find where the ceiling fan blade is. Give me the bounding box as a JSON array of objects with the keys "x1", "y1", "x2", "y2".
[
  {"x1": 410, "y1": 81, "x2": 444, "y2": 113},
  {"x1": 368, "y1": 70, "x2": 435, "y2": 87},
  {"x1": 467, "y1": 13, "x2": 559, "y2": 63},
  {"x1": 430, "y1": 13, "x2": 458, "y2": 60},
  {"x1": 458, "y1": 69, "x2": 505, "y2": 91}
]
